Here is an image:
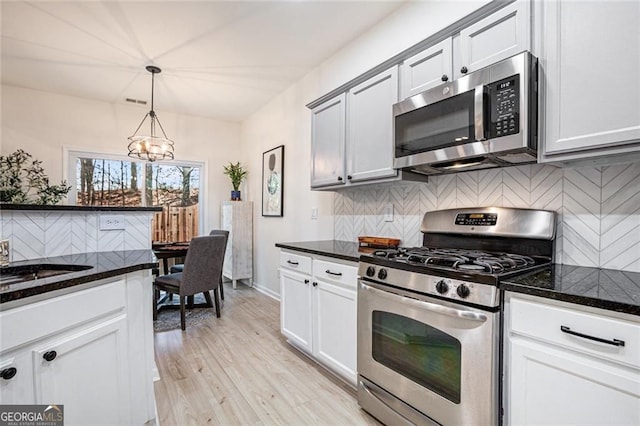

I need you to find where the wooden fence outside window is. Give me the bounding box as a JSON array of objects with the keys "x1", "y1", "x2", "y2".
[{"x1": 151, "y1": 205, "x2": 199, "y2": 242}]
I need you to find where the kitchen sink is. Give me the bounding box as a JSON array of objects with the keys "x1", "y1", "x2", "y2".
[{"x1": 0, "y1": 264, "x2": 93, "y2": 286}]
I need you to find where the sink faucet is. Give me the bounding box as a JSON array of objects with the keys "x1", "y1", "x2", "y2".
[{"x1": 0, "y1": 239, "x2": 9, "y2": 266}]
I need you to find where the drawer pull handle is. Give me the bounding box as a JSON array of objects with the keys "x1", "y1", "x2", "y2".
[
  {"x1": 287, "y1": 260, "x2": 299, "y2": 266},
  {"x1": 43, "y1": 351, "x2": 57, "y2": 362},
  {"x1": 1, "y1": 367, "x2": 17, "y2": 380},
  {"x1": 325, "y1": 270, "x2": 342, "y2": 277},
  {"x1": 560, "y1": 325, "x2": 625, "y2": 347}
]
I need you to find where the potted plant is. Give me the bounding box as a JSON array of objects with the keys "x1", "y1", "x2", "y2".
[{"x1": 223, "y1": 161, "x2": 248, "y2": 201}]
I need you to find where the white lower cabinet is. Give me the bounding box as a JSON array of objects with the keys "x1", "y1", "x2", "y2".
[
  {"x1": 279, "y1": 251, "x2": 357, "y2": 385},
  {"x1": 34, "y1": 316, "x2": 129, "y2": 425},
  {"x1": 504, "y1": 293, "x2": 640, "y2": 425},
  {"x1": 0, "y1": 271, "x2": 156, "y2": 425}
]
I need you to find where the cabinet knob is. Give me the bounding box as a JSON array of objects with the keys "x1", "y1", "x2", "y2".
[
  {"x1": 347, "y1": 175, "x2": 352, "y2": 180},
  {"x1": 441, "y1": 74, "x2": 449, "y2": 82},
  {"x1": 460, "y1": 66, "x2": 468, "y2": 74},
  {"x1": 43, "y1": 351, "x2": 57, "y2": 362},
  {"x1": 304, "y1": 279, "x2": 309, "y2": 284},
  {"x1": 312, "y1": 282, "x2": 318, "y2": 287},
  {"x1": 1, "y1": 367, "x2": 17, "y2": 380},
  {"x1": 337, "y1": 176, "x2": 343, "y2": 182}
]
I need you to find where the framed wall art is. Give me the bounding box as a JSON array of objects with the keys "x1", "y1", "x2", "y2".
[{"x1": 262, "y1": 145, "x2": 284, "y2": 217}]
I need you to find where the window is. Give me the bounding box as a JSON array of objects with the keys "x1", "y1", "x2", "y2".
[{"x1": 67, "y1": 150, "x2": 204, "y2": 242}]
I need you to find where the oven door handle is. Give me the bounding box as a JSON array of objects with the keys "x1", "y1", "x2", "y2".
[{"x1": 360, "y1": 282, "x2": 487, "y2": 323}]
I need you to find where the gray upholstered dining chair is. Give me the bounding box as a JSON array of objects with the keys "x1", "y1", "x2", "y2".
[
  {"x1": 153, "y1": 234, "x2": 226, "y2": 330},
  {"x1": 170, "y1": 229, "x2": 229, "y2": 300}
]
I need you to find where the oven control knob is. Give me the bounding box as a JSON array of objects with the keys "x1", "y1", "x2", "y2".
[
  {"x1": 366, "y1": 266, "x2": 376, "y2": 277},
  {"x1": 457, "y1": 284, "x2": 471, "y2": 299},
  {"x1": 377, "y1": 269, "x2": 388, "y2": 280},
  {"x1": 435, "y1": 280, "x2": 449, "y2": 294}
]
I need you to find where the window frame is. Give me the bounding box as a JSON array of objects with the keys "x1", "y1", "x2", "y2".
[{"x1": 64, "y1": 148, "x2": 206, "y2": 234}]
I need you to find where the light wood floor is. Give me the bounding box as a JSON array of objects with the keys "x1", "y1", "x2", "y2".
[{"x1": 153, "y1": 283, "x2": 380, "y2": 425}]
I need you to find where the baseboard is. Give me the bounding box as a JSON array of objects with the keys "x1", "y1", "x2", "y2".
[{"x1": 251, "y1": 281, "x2": 280, "y2": 301}]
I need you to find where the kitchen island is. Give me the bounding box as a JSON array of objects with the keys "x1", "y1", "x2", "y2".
[{"x1": 0, "y1": 203, "x2": 160, "y2": 425}]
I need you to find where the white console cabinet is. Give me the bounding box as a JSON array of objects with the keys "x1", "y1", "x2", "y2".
[
  {"x1": 221, "y1": 201, "x2": 253, "y2": 288},
  {"x1": 0, "y1": 271, "x2": 156, "y2": 425}
]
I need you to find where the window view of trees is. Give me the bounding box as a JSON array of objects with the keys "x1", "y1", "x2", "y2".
[{"x1": 76, "y1": 157, "x2": 200, "y2": 242}]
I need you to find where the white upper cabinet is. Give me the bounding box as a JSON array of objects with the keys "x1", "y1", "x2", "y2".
[
  {"x1": 455, "y1": 0, "x2": 530, "y2": 79},
  {"x1": 347, "y1": 66, "x2": 399, "y2": 182},
  {"x1": 400, "y1": 39, "x2": 453, "y2": 99},
  {"x1": 540, "y1": 0, "x2": 640, "y2": 160},
  {"x1": 310, "y1": 93, "x2": 346, "y2": 188}
]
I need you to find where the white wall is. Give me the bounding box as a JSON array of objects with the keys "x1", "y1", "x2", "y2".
[
  {"x1": 241, "y1": 1, "x2": 491, "y2": 297},
  {"x1": 1, "y1": 85, "x2": 243, "y2": 232}
]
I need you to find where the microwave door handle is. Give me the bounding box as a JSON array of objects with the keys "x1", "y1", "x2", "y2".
[
  {"x1": 474, "y1": 85, "x2": 485, "y2": 141},
  {"x1": 360, "y1": 282, "x2": 487, "y2": 323}
]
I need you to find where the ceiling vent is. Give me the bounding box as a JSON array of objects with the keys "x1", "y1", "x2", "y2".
[{"x1": 125, "y1": 98, "x2": 147, "y2": 105}]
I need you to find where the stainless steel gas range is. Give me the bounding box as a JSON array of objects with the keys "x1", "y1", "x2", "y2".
[{"x1": 357, "y1": 207, "x2": 556, "y2": 425}]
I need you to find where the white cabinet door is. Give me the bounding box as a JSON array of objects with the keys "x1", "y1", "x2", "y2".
[
  {"x1": 0, "y1": 351, "x2": 34, "y2": 404},
  {"x1": 33, "y1": 316, "x2": 131, "y2": 426},
  {"x1": 541, "y1": 0, "x2": 640, "y2": 158},
  {"x1": 313, "y1": 279, "x2": 357, "y2": 385},
  {"x1": 509, "y1": 336, "x2": 640, "y2": 426},
  {"x1": 311, "y1": 93, "x2": 346, "y2": 188},
  {"x1": 401, "y1": 39, "x2": 453, "y2": 99},
  {"x1": 455, "y1": 0, "x2": 530, "y2": 78},
  {"x1": 347, "y1": 66, "x2": 399, "y2": 182},
  {"x1": 280, "y1": 269, "x2": 313, "y2": 353}
]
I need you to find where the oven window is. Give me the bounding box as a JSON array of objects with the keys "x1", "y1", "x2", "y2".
[
  {"x1": 395, "y1": 90, "x2": 475, "y2": 158},
  {"x1": 372, "y1": 311, "x2": 461, "y2": 404}
]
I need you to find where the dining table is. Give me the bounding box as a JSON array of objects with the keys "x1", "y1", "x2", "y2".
[{"x1": 152, "y1": 242, "x2": 189, "y2": 275}]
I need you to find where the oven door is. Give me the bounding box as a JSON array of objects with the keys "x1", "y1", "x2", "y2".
[{"x1": 357, "y1": 279, "x2": 499, "y2": 425}]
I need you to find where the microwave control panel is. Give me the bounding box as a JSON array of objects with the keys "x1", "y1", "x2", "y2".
[{"x1": 488, "y1": 75, "x2": 520, "y2": 138}]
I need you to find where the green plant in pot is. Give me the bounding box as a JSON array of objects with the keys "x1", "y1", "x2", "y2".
[{"x1": 223, "y1": 162, "x2": 247, "y2": 201}]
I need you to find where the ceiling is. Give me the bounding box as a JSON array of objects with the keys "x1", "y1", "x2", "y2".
[{"x1": 1, "y1": 1, "x2": 405, "y2": 122}]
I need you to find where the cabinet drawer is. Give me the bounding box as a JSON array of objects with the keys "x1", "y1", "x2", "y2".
[
  {"x1": 314, "y1": 259, "x2": 357, "y2": 290},
  {"x1": 0, "y1": 280, "x2": 125, "y2": 352},
  {"x1": 510, "y1": 296, "x2": 640, "y2": 369},
  {"x1": 280, "y1": 252, "x2": 312, "y2": 275}
]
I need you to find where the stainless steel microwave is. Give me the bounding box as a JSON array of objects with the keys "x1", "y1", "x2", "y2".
[{"x1": 393, "y1": 51, "x2": 538, "y2": 174}]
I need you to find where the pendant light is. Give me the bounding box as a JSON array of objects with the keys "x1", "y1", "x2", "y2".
[{"x1": 127, "y1": 65, "x2": 174, "y2": 162}]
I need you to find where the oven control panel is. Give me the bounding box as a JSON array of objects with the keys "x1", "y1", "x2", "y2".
[
  {"x1": 358, "y1": 261, "x2": 500, "y2": 308},
  {"x1": 454, "y1": 212, "x2": 497, "y2": 226}
]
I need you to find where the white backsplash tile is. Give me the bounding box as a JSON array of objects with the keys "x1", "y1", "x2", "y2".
[
  {"x1": 2, "y1": 210, "x2": 154, "y2": 261},
  {"x1": 12, "y1": 212, "x2": 45, "y2": 261},
  {"x1": 333, "y1": 162, "x2": 640, "y2": 272},
  {"x1": 45, "y1": 212, "x2": 72, "y2": 257}
]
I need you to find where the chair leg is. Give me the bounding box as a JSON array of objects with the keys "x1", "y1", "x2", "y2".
[
  {"x1": 180, "y1": 296, "x2": 186, "y2": 331},
  {"x1": 213, "y1": 288, "x2": 221, "y2": 318},
  {"x1": 219, "y1": 278, "x2": 224, "y2": 300},
  {"x1": 203, "y1": 290, "x2": 213, "y2": 307}
]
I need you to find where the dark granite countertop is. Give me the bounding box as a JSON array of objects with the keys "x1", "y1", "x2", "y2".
[
  {"x1": 0, "y1": 250, "x2": 158, "y2": 304},
  {"x1": 275, "y1": 240, "x2": 362, "y2": 262},
  {"x1": 0, "y1": 203, "x2": 162, "y2": 212},
  {"x1": 502, "y1": 264, "x2": 640, "y2": 316}
]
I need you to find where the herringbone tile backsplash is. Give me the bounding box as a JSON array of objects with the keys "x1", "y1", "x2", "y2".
[
  {"x1": 334, "y1": 163, "x2": 640, "y2": 273},
  {"x1": 1, "y1": 211, "x2": 153, "y2": 262}
]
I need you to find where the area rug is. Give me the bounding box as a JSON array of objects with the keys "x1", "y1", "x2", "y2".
[{"x1": 153, "y1": 294, "x2": 217, "y2": 332}]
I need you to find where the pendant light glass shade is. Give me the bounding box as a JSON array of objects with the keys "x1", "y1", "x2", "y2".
[{"x1": 128, "y1": 65, "x2": 174, "y2": 162}]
